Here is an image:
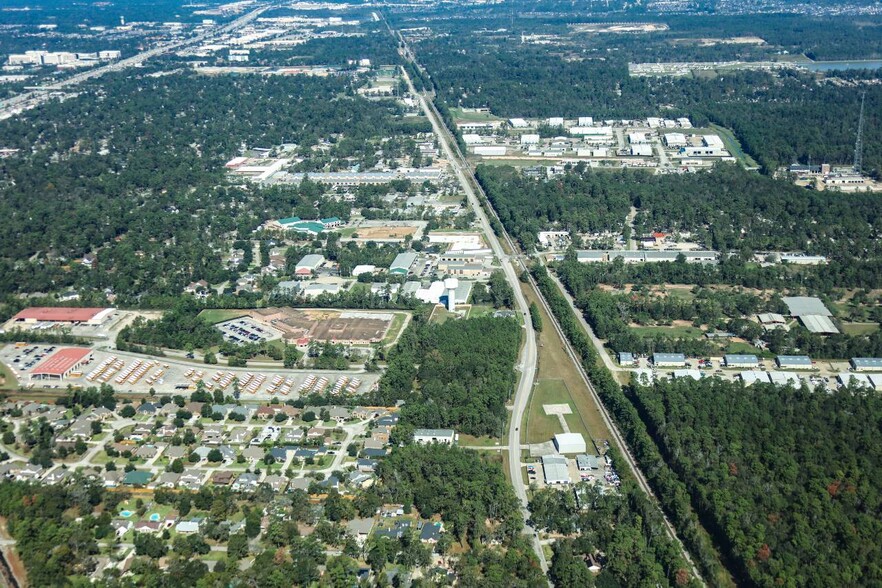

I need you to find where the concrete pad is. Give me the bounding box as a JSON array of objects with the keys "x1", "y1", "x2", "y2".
[{"x1": 543, "y1": 404, "x2": 572, "y2": 415}]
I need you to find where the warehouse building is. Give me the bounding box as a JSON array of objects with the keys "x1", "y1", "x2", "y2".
[
  {"x1": 652, "y1": 353, "x2": 686, "y2": 367},
  {"x1": 294, "y1": 254, "x2": 325, "y2": 276},
  {"x1": 576, "y1": 454, "x2": 602, "y2": 471},
  {"x1": 413, "y1": 429, "x2": 457, "y2": 445},
  {"x1": 554, "y1": 433, "x2": 587, "y2": 454},
  {"x1": 782, "y1": 296, "x2": 839, "y2": 335},
  {"x1": 10, "y1": 307, "x2": 114, "y2": 326},
  {"x1": 617, "y1": 352, "x2": 635, "y2": 366},
  {"x1": 390, "y1": 252, "x2": 418, "y2": 275},
  {"x1": 724, "y1": 354, "x2": 759, "y2": 368},
  {"x1": 630, "y1": 144, "x2": 653, "y2": 157},
  {"x1": 740, "y1": 371, "x2": 770, "y2": 385},
  {"x1": 838, "y1": 373, "x2": 873, "y2": 388},
  {"x1": 31, "y1": 348, "x2": 93, "y2": 380},
  {"x1": 672, "y1": 369, "x2": 702, "y2": 380},
  {"x1": 850, "y1": 358, "x2": 882, "y2": 372},
  {"x1": 769, "y1": 372, "x2": 802, "y2": 387},
  {"x1": 542, "y1": 455, "x2": 571, "y2": 485},
  {"x1": 776, "y1": 355, "x2": 812, "y2": 370},
  {"x1": 663, "y1": 133, "x2": 687, "y2": 147}
]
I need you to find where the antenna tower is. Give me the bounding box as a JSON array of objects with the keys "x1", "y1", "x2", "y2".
[{"x1": 854, "y1": 91, "x2": 866, "y2": 173}]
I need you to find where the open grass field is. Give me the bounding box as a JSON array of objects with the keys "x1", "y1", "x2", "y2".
[
  {"x1": 630, "y1": 324, "x2": 704, "y2": 338},
  {"x1": 842, "y1": 322, "x2": 880, "y2": 336},
  {"x1": 709, "y1": 123, "x2": 760, "y2": 169},
  {"x1": 380, "y1": 312, "x2": 409, "y2": 346},
  {"x1": 451, "y1": 108, "x2": 503, "y2": 123},
  {"x1": 520, "y1": 282, "x2": 613, "y2": 446},
  {"x1": 524, "y1": 379, "x2": 570, "y2": 444},
  {"x1": 198, "y1": 309, "x2": 249, "y2": 325}
]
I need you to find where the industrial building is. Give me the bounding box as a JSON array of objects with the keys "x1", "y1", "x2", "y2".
[
  {"x1": 10, "y1": 307, "x2": 114, "y2": 326},
  {"x1": 542, "y1": 455, "x2": 571, "y2": 485},
  {"x1": 413, "y1": 429, "x2": 457, "y2": 445},
  {"x1": 389, "y1": 252, "x2": 418, "y2": 275},
  {"x1": 30, "y1": 348, "x2": 93, "y2": 380},
  {"x1": 652, "y1": 353, "x2": 687, "y2": 367},
  {"x1": 850, "y1": 358, "x2": 882, "y2": 372},
  {"x1": 782, "y1": 296, "x2": 839, "y2": 334},
  {"x1": 724, "y1": 354, "x2": 759, "y2": 368},
  {"x1": 576, "y1": 454, "x2": 602, "y2": 471},
  {"x1": 617, "y1": 352, "x2": 635, "y2": 366},
  {"x1": 630, "y1": 144, "x2": 653, "y2": 157},
  {"x1": 553, "y1": 433, "x2": 587, "y2": 454},
  {"x1": 575, "y1": 250, "x2": 719, "y2": 264},
  {"x1": 740, "y1": 371, "x2": 770, "y2": 385},
  {"x1": 663, "y1": 133, "x2": 687, "y2": 147},
  {"x1": 776, "y1": 355, "x2": 812, "y2": 369},
  {"x1": 672, "y1": 369, "x2": 702, "y2": 380},
  {"x1": 294, "y1": 254, "x2": 325, "y2": 276}
]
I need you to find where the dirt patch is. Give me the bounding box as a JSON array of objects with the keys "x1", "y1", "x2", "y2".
[
  {"x1": 251, "y1": 308, "x2": 394, "y2": 344},
  {"x1": 0, "y1": 517, "x2": 27, "y2": 588},
  {"x1": 355, "y1": 226, "x2": 417, "y2": 240}
]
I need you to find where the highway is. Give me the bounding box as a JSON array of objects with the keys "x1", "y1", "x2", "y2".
[
  {"x1": 394, "y1": 24, "x2": 703, "y2": 584},
  {"x1": 397, "y1": 46, "x2": 548, "y2": 576},
  {"x1": 0, "y1": 3, "x2": 273, "y2": 119}
]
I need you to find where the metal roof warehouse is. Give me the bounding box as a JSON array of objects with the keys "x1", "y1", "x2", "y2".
[
  {"x1": 31, "y1": 348, "x2": 93, "y2": 380},
  {"x1": 776, "y1": 355, "x2": 812, "y2": 368},
  {"x1": 851, "y1": 358, "x2": 882, "y2": 371},
  {"x1": 652, "y1": 353, "x2": 686, "y2": 366},
  {"x1": 11, "y1": 307, "x2": 113, "y2": 325}
]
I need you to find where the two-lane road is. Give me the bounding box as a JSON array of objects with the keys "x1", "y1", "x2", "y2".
[{"x1": 398, "y1": 59, "x2": 547, "y2": 575}]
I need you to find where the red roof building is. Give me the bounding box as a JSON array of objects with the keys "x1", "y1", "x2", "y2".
[
  {"x1": 11, "y1": 307, "x2": 113, "y2": 325},
  {"x1": 31, "y1": 348, "x2": 93, "y2": 380}
]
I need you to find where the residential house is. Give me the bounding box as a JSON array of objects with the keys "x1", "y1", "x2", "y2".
[
  {"x1": 232, "y1": 473, "x2": 260, "y2": 492},
  {"x1": 262, "y1": 474, "x2": 288, "y2": 492}
]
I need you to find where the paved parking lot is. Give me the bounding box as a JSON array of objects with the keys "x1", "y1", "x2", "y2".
[
  {"x1": 216, "y1": 317, "x2": 283, "y2": 344},
  {"x1": 0, "y1": 345, "x2": 379, "y2": 399}
]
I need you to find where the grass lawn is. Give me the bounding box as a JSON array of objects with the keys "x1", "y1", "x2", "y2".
[
  {"x1": 520, "y1": 282, "x2": 613, "y2": 444},
  {"x1": 466, "y1": 304, "x2": 496, "y2": 319},
  {"x1": 380, "y1": 312, "x2": 409, "y2": 346},
  {"x1": 451, "y1": 108, "x2": 502, "y2": 123},
  {"x1": 0, "y1": 362, "x2": 19, "y2": 390},
  {"x1": 725, "y1": 341, "x2": 768, "y2": 357},
  {"x1": 524, "y1": 380, "x2": 570, "y2": 444},
  {"x1": 708, "y1": 123, "x2": 760, "y2": 169},
  {"x1": 631, "y1": 325, "x2": 704, "y2": 338},
  {"x1": 428, "y1": 305, "x2": 456, "y2": 324},
  {"x1": 457, "y1": 433, "x2": 504, "y2": 447},
  {"x1": 842, "y1": 322, "x2": 880, "y2": 336},
  {"x1": 198, "y1": 309, "x2": 249, "y2": 325}
]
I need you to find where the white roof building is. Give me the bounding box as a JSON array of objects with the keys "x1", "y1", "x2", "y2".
[
  {"x1": 542, "y1": 455, "x2": 570, "y2": 485},
  {"x1": 554, "y1": 433, "x2": 586, "y2": 454}
]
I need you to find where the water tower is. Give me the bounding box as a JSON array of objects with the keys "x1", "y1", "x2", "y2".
[{"x1": 443, "y1": 278, "x2": 459, "y2": 312}]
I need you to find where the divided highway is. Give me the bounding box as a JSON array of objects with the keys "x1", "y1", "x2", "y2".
[{"x1": 0, "y1": 3, "x2": 273, "y2": 120}]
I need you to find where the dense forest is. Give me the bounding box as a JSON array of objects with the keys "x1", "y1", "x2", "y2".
[
  {"x1": 372, "y1": 315, "x2": 521, "y2": 437},
  {"x1": 477, "y1": 163, "x2": 882, "y2": 258},
  {"x1": 531, "y1": 480, "x2": 700, "y2": 588},
  {"x1": 628, "y1": 377, "x2": 882, "y2": 586}
]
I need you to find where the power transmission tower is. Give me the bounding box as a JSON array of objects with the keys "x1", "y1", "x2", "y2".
[{"x1": 854, "y1": 91, "x2": 866, "y2": 173}]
